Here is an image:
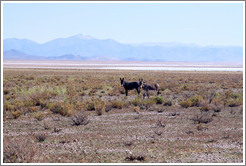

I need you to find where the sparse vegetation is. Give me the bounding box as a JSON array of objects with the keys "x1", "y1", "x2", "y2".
[
  {"x1": 71, "y1": 111, "x2": 89, "y2": 126},
  {"x1": 3, "y1": 68, "x2": 243, "y2": 163}
]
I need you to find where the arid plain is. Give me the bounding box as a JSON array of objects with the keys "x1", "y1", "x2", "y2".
[{"x1": 2, "y1": 61, "x2": 243, "y2": 163}]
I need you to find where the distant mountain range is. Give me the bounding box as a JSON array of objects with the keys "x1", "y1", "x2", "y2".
[{"x1": 3, "y1": 34, "x2": 243, "y2": 62}]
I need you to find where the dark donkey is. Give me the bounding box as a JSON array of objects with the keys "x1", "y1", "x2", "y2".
[
  {"x1": 120, "y1": 78, "x2": 143, "y2": 96},
  {"x1": 142, "y1": 81, "x2": 160, "y2": 99}
]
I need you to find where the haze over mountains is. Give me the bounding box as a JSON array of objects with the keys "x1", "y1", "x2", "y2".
[{"x1": 3, "y1": 34, "x2": 243, "y2": 62}]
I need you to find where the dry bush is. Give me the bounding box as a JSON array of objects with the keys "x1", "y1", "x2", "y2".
[
  {"x1": 111, "y1": 100, "x2": 124, "y2": 109},
  {"x1": 3, "y1": 137, "x2": 36, "y2": 163},
  {"x1": 210, "y1": 104, "x2": 222, "y2": 112},
  {"x1": 28, "y1": 90, "x2": 52, "y2": 108},
  {"x1": 163, "y1": 99, "x2": 172, "y2": 106},
  {"x1": 125, "y1": 155, "x2": 145, "y2": 162},
  {"x1": 191, "y1": 111, "x2": 213, "y2": 124},
  {"x1": 132, "y1": 106, "x2": 140, "y2": 114},
  {"x1": 11, "y1": 110, "x2": 22, "y2": 119},
  {"x1": 35, "y1": 133, "x2": 47, "y2": 142},
  {"x1": 130, "y1": 97, "x2": 143, "y2": 106},
  {"x1": 200, "y1": 105, "x2": 210, "y2": 112},
  {"x1": 180, "y1": 95, "x2": 204, "y2": 108},
  {"x1": 156, "y1": 119, "x2": 166, "y2": 128},
  {"x1": 28, "y1": 106, "x2": 39, "y2": 112},
  {"x1": 94, "y1": 98, "x2": 105, "y2": 116},
  {"x1": 48, "y1": 101, "x2": 75, "y2": 116},
  {"x1": 43, "y1": 121, "x2": 51, "y2": 130},
  {"x1": 71, "y1": 111, "x2": 89, "y2": 126},
  {"x1": 53, "y1": 127, "x2": 62, "y2": 133},
  {"x1": 105, "y1": 102, "x2": 113, "y2": 112},
  {"x1": 84, "y1": 100, "x2": 95, "y2": 111},
  {"x1": 226, "y1": 98, "x2": 243, "y2": 107},
  {"x1": 66, "y1": 83, "x2": 78, "y2": 103},
  {"x1": 34, "y1": 112, "x2": 46, "y2": 121},
  {"x1": 154, "y1": 96, "x2": 164, "y2": 104},
  {"x1": 196, "y1": 124, "x2": 208, "y2": 131},
  {"x1": 179, "y1": 100, "x2": 192, "y2": 108}
]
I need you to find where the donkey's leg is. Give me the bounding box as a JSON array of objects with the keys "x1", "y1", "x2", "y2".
[
  {"x1": 137, "y1": 88, "x2": 140, "y2": 95},
  {"x1": 125, "y1": 90, "x2": 128, "y2": 96},
  {"x1": 147, "y1": 90, "x2": 150, "y2": 99},
  {"x1": 143, "y1": 92, "x2": 146, "y2": 99}
]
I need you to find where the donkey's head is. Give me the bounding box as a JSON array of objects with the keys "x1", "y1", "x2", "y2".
[
  {"x1": 120, "y1": 78, "x2": 125, "y2": 87},
  {"x1": 139, "y1": 78, "x2": 144, "y2": 88}
]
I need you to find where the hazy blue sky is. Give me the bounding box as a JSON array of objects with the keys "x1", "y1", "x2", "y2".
[{"x1": 2, "y1": 2, "x2": 244, "y2": 46}]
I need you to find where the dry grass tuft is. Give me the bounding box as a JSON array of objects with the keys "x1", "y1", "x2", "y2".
[
  {"x1": 94, "y1": 98, "x2": 106, "y2": 116},
  {"x1": 35, "y1": 133, "x2": 47, "y2": 142},
  {"x1": 3, "y1": 137, "x2": 36, "y2": 163},
  {"x1": 34, "y1": 112, "x2": 46, "y2": 121},
  {"x1": 71, "y1": 111, "x2": 89, "y2": 126},
  {"x1": 191, "y1": 111, "x2": 213, "y2": 124}
]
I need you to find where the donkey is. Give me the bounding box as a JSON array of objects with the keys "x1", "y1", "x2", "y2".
[
  {"x1": 120, "y1": 78, "x2": 143, "y2": 96},
  {"x1": 142, "y1": 81, "x2": 160, "y2": 99}
]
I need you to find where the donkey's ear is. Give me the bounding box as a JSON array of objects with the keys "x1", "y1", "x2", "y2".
[{"x1": 120, "y1": 78, "x2": 122, "y2": 80}]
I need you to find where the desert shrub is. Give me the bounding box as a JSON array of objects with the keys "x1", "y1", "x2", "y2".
[
  {"x1": 111, "y1": 100, "x2": 124, "y2": 109},
  {"x1": 212, "y1": 92, "x2": 242, "y2": 107},
  {"x1": 191, "y1": 111, "x2": 213, "y2": 124},
  {"x1": 105, "y1": 102, "x2": 113, "y2": 112},
  {"x1": 163, "y1": 99, "x2": 172, "y2": 106},
  {"x1": 85, "y1": 100, "x2": 95, "y2": 111},
  {"x1": 66, "y1": 83, "x2": 78, "y2": 103},
  {"x1": 189, "y1": 95, "x2": 204, "y2": 107},
  {"x1": 131, "y1": 97, "x2": 143, "y2": 106},
  {"x1": 43, "y1": 121, "x2": 51, "y2": 130},
  {"x1": 211, "y1": 93, "x2": 224, "y2": 106},
  {"x1": 179, "y1": 100, "x2": 192, "y2": 108},
  {"x1": 71, "y1": 111, "x2": 89, "y2": 126},
  {"x1": 156, "y1": 119, "x2": 166, "y2": 128},
  {"x1": 28, "y1": 90, "x2": 52, "y2": 108},
  {"x1": 76, "y1": 101, "x2": 85, "y2": 111},
  {"x1": 180, "y1": 95, "x2": 204, "y2": 108},
  {"x1": 3, "y1": 102, "x2": 15, "y2": 112},
  {"x1": 163, "y1": 88, "x2": 172, "y2": 95},
  {"x1": 3, "y1": 89, "x2": 10, "y2": 95},
  {"x1": 11, "y1": 110, "x2": 22, "y2": 119},
  {"x1": 154, "y1": 96, "x2": 164, "y2": 104},
  {"x1": 48, "y1": 101, "x2": 75, "y2": 116},
  {"x1": 125, "y1": 155, "x2": 145, "y2": 162},
  {"x1": 94, "y1": 98, "x2": 105, "y2": 116},
  {"x1": 200, "y1": 104, "x2": 210, "y2": 112},
  {"x1": 226, "y1": 98, "x2": 243, "y2": 107},
  {"x1": 196, "y1": 124, "x2": 208, "y2": 131},
  {"x1": 34, "y1": 112, "x2": 46, "y2": 121},
  {"x1": 132, "y1": 106, "x2": 140, "y2": 114},
  {"x1": 35, "y1": 134, "x2": 47, "y2": 142},
  {"x1": 28, "y1": 106, "x2": 39, "y2": 113},
  {"x1": 3, "y1": 137, "x2": 36, "y2": 163},
  {"x1": 210, "y1": 104, "x2": 222, "y2": 112},
  {"x1": 143, "y1": 98, "x2": 158, "y2": 107}
]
